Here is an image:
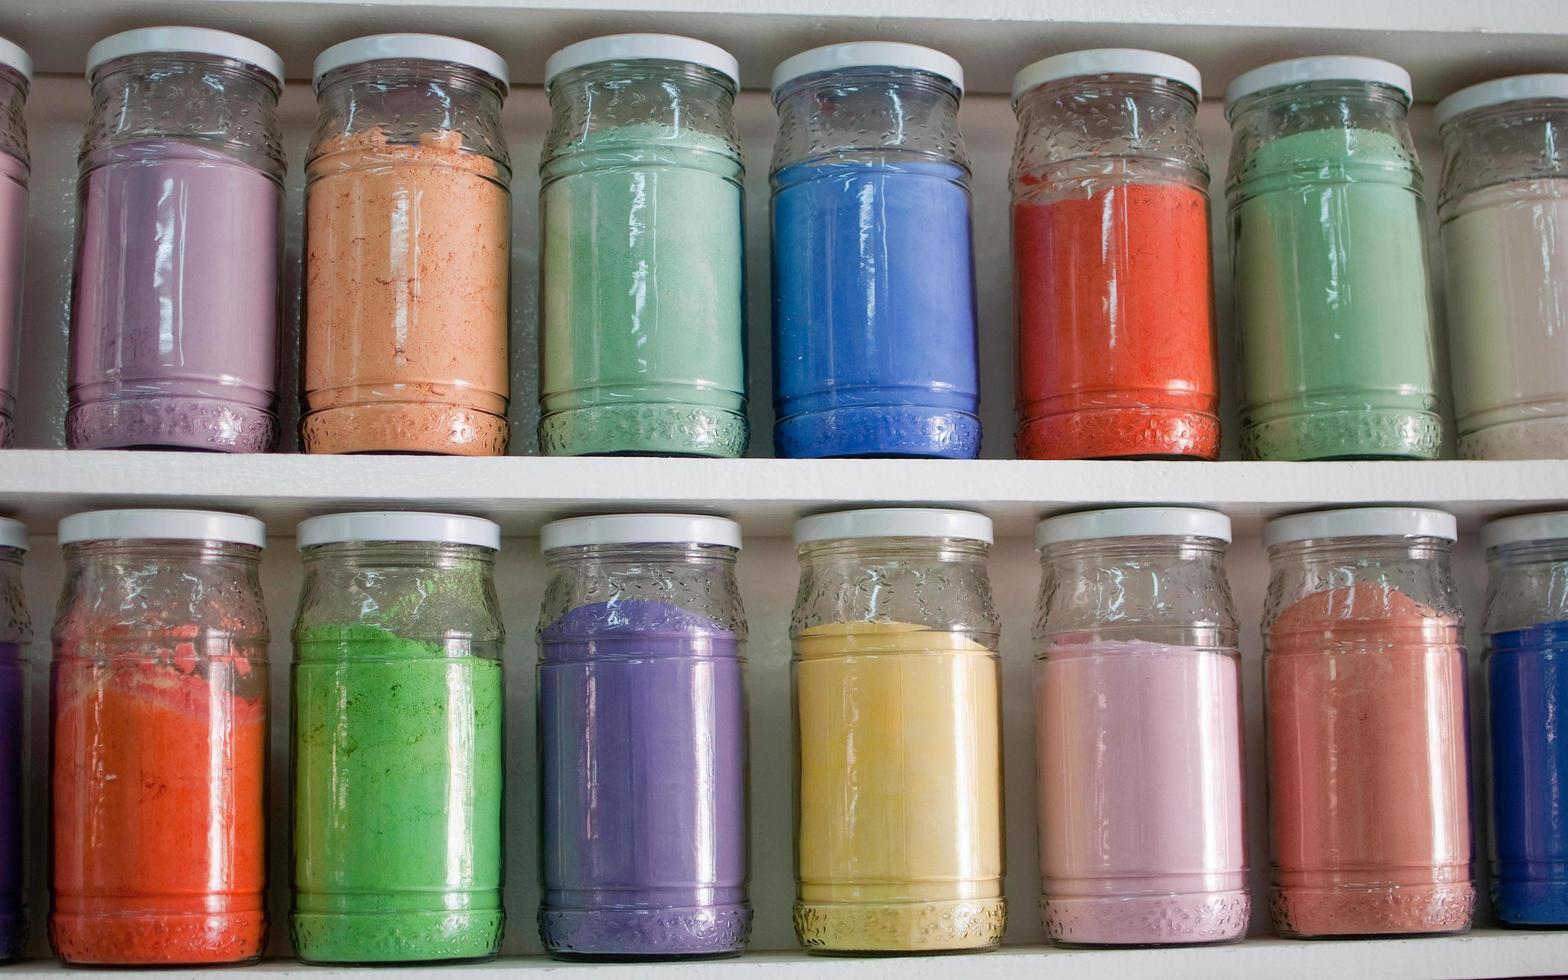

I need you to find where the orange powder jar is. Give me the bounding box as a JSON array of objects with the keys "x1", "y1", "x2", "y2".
[{"x1": 48, "y1": 510, "x2": 270, "y2": 967}]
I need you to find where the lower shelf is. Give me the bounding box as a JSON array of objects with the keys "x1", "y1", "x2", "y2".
[{"x1": 3, "y1": 931, "x2": 1566, "y2": 978}]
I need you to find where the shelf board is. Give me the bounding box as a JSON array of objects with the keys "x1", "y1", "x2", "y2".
[
  {"x1": 0, "y1": 930, "x2": 1564, "y2": 978},
  {"x1": 0, "y1": 451, "x2": 1563, "y2": 537},
  {"x1": 6, "y1": 0, "x2": 1565, "y2": 97}
]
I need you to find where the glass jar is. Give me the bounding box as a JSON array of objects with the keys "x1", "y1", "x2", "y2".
[
  {"x1": 791, "y1": 508, "x2": 1004, "y2": 954},
  {"x1": 770, "y1": 43, "x2": 979, "y2": 459},
  {"x1": 539, "y1": 35, "x2": 747, "y2": 457},
  {"x1": 1011, "y1": 51, "x2": 1218, "y2": 461},
  {"x1": 536, "y1": 514, "x2": 750, "y2": 959},
  {"x1": 1227, "y1": 57, "x2": 1442, "y2": 461},
  {"x1": 0, "y1": 519, "x2": 28, "y2": 964},
  {"x1": 1479, "y1": 512, "x2": 1568, "y2": 925},
  {"x1": 68, "y1": 28, "x2": 284, "y2": 453},
  {"x1": 1033, "y1": 508, "x2": 1246, "y2": 946},
  {"x1": 49, "y1": 510, "x2": 268, "y2": 966},
  {"x1": 1262, "y1": 508, "x2": 1472, "y2": 938},
  {"x1": 304, "y1": 35, "x2": 512, "y2": 456},
  {"x1": 1436, "y1": 76, "x2": 1568, "y2": 459},
  {"x1": 291, "y1": 512, "x2": 504, "y2": 964},
  {"x1": 0, "y1": 40, "x2": 28, "y2": 449}
]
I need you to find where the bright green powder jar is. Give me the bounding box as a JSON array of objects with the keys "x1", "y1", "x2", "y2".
[
  {"x1": 1226, "y1": 57, "x2": 1443, "y2": 461},
  {"x1": 538, "y1": 35, "x2": 748, "y2": 457},
  {"x1": 290, "y1": 513, "x2": 506, "y2": 964}
]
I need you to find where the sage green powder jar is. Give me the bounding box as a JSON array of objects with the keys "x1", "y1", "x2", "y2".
[
  {"x1": 537, "y1": 34, "x2": 748, "y2": 457},
  {"x1": 1226, "y1": 56, "x2": 1443, "y2": 461}
]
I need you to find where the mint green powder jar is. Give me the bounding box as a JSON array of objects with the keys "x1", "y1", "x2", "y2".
[
  {"x1": 537, "y1": 34, "x2": 748, "y2": 457},
  {"x1": 1226, "y1": 57, "x2": 1443, "y2": 461}
]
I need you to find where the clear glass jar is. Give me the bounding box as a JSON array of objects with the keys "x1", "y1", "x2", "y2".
[
  {"x1": 0, "y1": 519, "x2": 29, "y2": 964},
  {"x1": 536, "y1": 514, "x2": 750, "y2": 959},
  {"x1": 290, "y1": 512, "x2": 504, "y2": 964},
  {"x1": 49, "y1": 510, "x2": 269, "y2": 966},
  {"x1": 304, "y1": 35, "x2": 512, "y2": 456},
  {"x1": 0, "y1": 41, "x2": 29, "y2": 449},
  {"x1": 790, "y1": 509, "x2": 1004, "y2": 954},
  {"x1": 1262, "y1": 508, "x2": 1472, "y2": 938},
  {"x1": 1479, "y1": 512, "x2": 1568, "y2": 925},
  {"x1": 538, "y1": 35, "x2": 747, "y2": 458},
  {"x1": 68, "y1": 29, "x2": 284, "y2": 452},
  {"x1": 1033, "y1": 509, "x2": 1246, "y2": 946},
  {"x1": 1436, "y1": 76, "x2": 1568, "y2": 459},
  {"x1": 1227, "y1": 58, "x2": 1441, "y2": 461},
  {"x1": 1011, "y1": 52, "x2": 1218, "y2": 461},
  {"x1": 770, "y1": 43, "x2": 978, "y2": 459}
]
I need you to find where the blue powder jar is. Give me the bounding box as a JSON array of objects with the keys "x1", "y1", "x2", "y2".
[
  {"x1": 769, "y1": 43, "x2": 980, "y2": 459},
  {"x1": 1481, "y1": 511, "x2": 1568, "y2": 926}
]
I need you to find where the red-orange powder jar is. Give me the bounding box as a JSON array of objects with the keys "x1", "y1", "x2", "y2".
[{"x1": 1010, "y1": 49, "x2": 1219, "y2": 460}]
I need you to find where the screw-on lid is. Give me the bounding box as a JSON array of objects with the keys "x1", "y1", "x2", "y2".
[
  {"x1": 297, "y1": 511, "x2": 500, "y2": 550},
  {"x1": 1263, "y1": 506, "x2": 1456, "y2": 548},
  {"x1": 0, "y1": 37, "x2": 32, "y2": 85},
  {"x1": 1037, "y1": 507, "x2": 1230, "y2": 548},
  {"x1": 0, "y1": 517, "x2": 26, "y2": 552},
  {"x1": 541, "y1": 513, "x2": 741, "y2": 551},
  {"x1": 1011, "y1": 48, "x2": 1200, "y2": 104},
  {"x1": 86, "y1": 27, "x2": 284, "y2": 84},
  {"x1": 544, "y1": 34, "x2": 738, "y2": 91},
  {"x1": 59, "y1": 509, "x2": 266, "y2": 547},
  {"x1": 772, "y1": 41, "x2": 963, "y2": 98},
  {"x1": 1434, "y1": 74, "x2": 1568, "y2": 129},
  {"x1": 794, "y1": 507, "x2": 992, "y2": 546},
  {"x1": 313, "y1": 33, "x2": 509, "y2": 91},
  {"x1": 1225, "y1": 55, "x2": 1412, "y2": 110},
  {"x1": 1481, "y1": 511, "x2": 1568, "y2": 551}
]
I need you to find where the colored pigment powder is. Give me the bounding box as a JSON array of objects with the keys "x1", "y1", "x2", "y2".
[
  {"x1": 0, "y1": 644, "x2": 22, "y2": 962},
  {"x1": 1035, "y1": 639, "x2": 1246, "y2": 945},
  {"x1": 1488, "y1": 620, "x2": 1568, "y2": 924},
  {"x1": 68, "y1": 140, "x2": 281, "y2": 452},
  {"x1": 539, "y1": 123, "x2": 747, "y2": 457},
  {"x1": 1013, "y1": 178, "x2": 1218, "y2": 460},
  {"x1": 1232, "y1": 127, "x2": 1441, "y2": 460},
  {"x1": 1266, "y1": 584, "x2": 1473, "y2": 937},
  {"x1": 50, "y1": 634, "x2": 267, "y2": 965},
  {"x1": 292, "y1": 624, "x2": 504, "y2": 963},
  {"x1": 538, "y1": 599, "x2": 749, "y2": 958},
  {"x1": 304, "y1": 128, "x2": 511, "y2": 456},
  {"x1": 771, "y1": 159, "x2": 980, "y2": 458},
  {"x1": 0, "y1": 151, "x2": 26, "y2": 448},
  {"x1": 794, "y1": 621, "x2": 1004, "y2": 952},
  {"x1": 1442, "y1": 178, "x2": 1568, "y2": 459}
]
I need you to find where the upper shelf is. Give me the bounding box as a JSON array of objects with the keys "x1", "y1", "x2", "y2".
[
  {"x1": 0, "y1": 451, "x2": 1564, "y2": 537},
  {"x1": 6, "y1": 0, "x2": 1565, "y2": 97}
]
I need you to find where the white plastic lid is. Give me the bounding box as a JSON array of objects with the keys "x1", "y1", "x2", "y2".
[
  {"x1": 59, "y1": 509, "x2": 266, "y2": 548},
  {"x1": 1012, "y1": 48, "x2": 1200, "y2": 103},
  {"x1": 0, "y1": 38, "x2": 31, "y2": 84},
  {"x1": 794, "y1": 507, "x2": 992, "y2": 546},
  {"x1": 1263, "y1": 507, "x2": 1457, "y2": 548},
  {"x1": 1434, "y1": 74, "x2": 1568, "y2": 128},
  {"x1": 772, "y1": 41, "x2": 963, "y2": 97},
  {"x1": 540, "y1": 514, "x2": 741, "y2": 551},
  {"x1": 1225, "y1": 55, "x2": 1412, "y2": 109},
  {"x1": 0, "y1": 518, "x2": 26, "y2": 552},
  {"x1": 314, "y1": 34, "x2": 509, "y2": 91},
  {"x1": 1481, "y1": 511, "x2": 1568, "y2": 551},
  {"x1": 545, "y1": 34, "x2": 738, "y2": 90},
  {"x1": 86, "y1": 27, "x2": 284, "y2": 84},
  {"x1": 1037, "y1": 507, "x2": 1230, "y2": 548},
  {"x1": 297, "y1": 511, "x2": 500, "y2": 550}
]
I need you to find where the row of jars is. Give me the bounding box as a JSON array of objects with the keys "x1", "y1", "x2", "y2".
[
  {"x1": 0, "y1": 502, "x2": 1566, "y2": 963},
  {"x1": 0, "y1": 31, "x2": 1564, "y2": 461}
]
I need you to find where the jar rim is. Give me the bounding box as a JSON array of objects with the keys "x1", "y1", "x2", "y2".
[
  {"x1": 86, "y1": 26, "x2": 283, "y2": 85},
  {"x1": 545, "y1": 33, "x2": 738, "y2": 91},
  {"x1": 1482, "y1": 510, "x2": 1568, "y2": 551},
  {"x1": 59, "y1": 509, "x2": 265, "y2": 548},
  {"x1": 772, "y1": 41, "x2": 963, "y2": 98},
  {"x1": 1224, "y1": 55, "x2": 1412, "y2": 110},
  {"x1": 297, "y1": 511, "x2": 500, "y2": 550},
  {"x1": 313, "y1": 33, "x2": 509, "y2": 92},
  {"x1": 1434, "y1": 73, "x2": 1568, "y2": 129},
  {"x1": 541, "y1": 513, "x2": 741, "y2": 551},
  {"x1": 0, "y1": 36, "x2": 30, "y2": 85},
  {"x1": 1263, "y1": 506, "x2": 1456, "y2": 548},
  {"x1": 794, "y1": 507, "x2": 992, "y2": 546},
  {"x1": 1011, "y1": 48, "x2": 1200, "y2": 104},
  {"x1": 0, "y1": 517, "x2": 25, "y2": 552},
  {"x1": 1037, "y1": 507, "x2": 1230, "y2": 548}
]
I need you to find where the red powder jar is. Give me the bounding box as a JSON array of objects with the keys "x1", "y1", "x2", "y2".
[
  {"x1": 48, "y1": 510, "x2": 269, "y2": 966},
  {"x1": 1009, "y1": 49, "x2": 1219, "y2": 459}
]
